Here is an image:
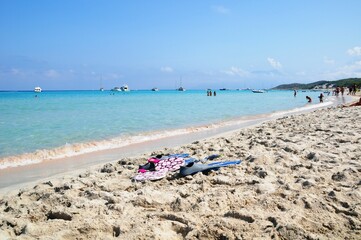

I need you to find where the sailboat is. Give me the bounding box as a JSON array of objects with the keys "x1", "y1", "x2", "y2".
[
  {"x1": 177, "y1": 77, "x2": 186, "y2": 91},
  {"x1": 99, "y1": 75, "x2": 104, "y2": 91}
]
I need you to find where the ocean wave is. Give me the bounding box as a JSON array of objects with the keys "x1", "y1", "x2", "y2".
[{"x1": 0, "y1": 124, "x2": 222, "y2": 169}]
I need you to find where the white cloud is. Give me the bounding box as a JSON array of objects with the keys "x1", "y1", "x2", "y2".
[
  {"x1": 267, "y1": 57, "x2": 282, "y2": 69},
  {"x1": 44, "y1": 69, "x2": 59, "y2": 78},
  {"x1": 11, "y1": 68, "x2": 21, "y2": 75},
  {"x1": 323, "y1": 56, "x2": 335, "y2": 65},
  {"x1": 212, "y1": 5, "x2": 230, "y2": 14},
  {"x1": 222, "y1": 67, "x2": 249, "y2": 77},
  {"x1": 160, "y1": 66, "x2": 173, "y2": 73},
  {"x1": 347, "y1": 46, "x2": 361, "y2": 56},
  {"x1": 321, "y1": 60, "x2": 361, "y2": 79}
]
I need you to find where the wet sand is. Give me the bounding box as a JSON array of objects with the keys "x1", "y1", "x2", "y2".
[{"x1": 1, "y1": 100, "x2": 360, "y2": 239}]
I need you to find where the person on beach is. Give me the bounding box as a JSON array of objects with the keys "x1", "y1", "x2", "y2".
[
  {"x1": 344, "y1": 97, "x2": 361, "y2": 107},
  {"x1": 294, "y1": 90, "x2": 297, "y2": 97},
  {"x1": 318, "y1": 93, "x2": 324, "y2": 103},
  {"x1": 306, "y1": 96, "x2": 312, "y2": 103},
  {"x1": 352, "y1": 84, "x2": 357, "y2": 95},
  {"x1": 214, "y1": 91, "x2": 216, "y2": 96}
]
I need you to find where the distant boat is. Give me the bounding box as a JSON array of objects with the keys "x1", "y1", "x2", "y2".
[
  {"x1": 219, "y1": 88, "x2": 228, "y2": 91},
  {"x1": 252, "y1": 89, "x2": 266, "y2": 93},
  {"x1": 99, "y1": 75, "x2": 104, "y2": 91},
  {"x1": 177, "y1": 86, "x2": 186, "y2": 91},
  {"x1": 111, "y1": 85, "x2": 129, "y2": 92},
  {"x1": 111, "y1": 87, "x2": 121, "y2": 92},
  {"x1": 151, "y1": 87, "x2": 159, "y2": 91},
  {"x1": 34, "y1": 87, "x2": 42, "y2": 93},
  {"x1": 177, "y1": 77, "x2": 185, "y2": 91},
  {"x1": 120, "y1": 85, "x2": 129, "y2": 91}
]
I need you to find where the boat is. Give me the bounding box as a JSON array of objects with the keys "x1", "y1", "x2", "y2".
[
  {"x1": 177, "y1": 77, "x2": 186, "y2": 91},
  {"x1": 120, "y1": 85, "x2": 129, "y2": 91},
  {"x1": 111, "y1": 87, "x2": 121, "y2": 91},
  {"x1": 34, "y1": 87, "x2": 42, "y2": 93},
  {"x1": 252, "y1": 89, "x2": 266, "y2": 93},
  {"x1": 151, "y1": 87, "x2": 159, "y2": 91},
  {"x1": 177, "y1": 86, "x2": 186, "y2": 91},
  {"x1": 99, "y1": 75, "x2": 104, "y2": 91},
  {"x1": 111, "y1": 85, "x2": 130, "y2": 92}
]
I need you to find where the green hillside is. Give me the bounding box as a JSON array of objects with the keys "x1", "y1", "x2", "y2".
[{"x1": 273, "y1": 78, "x2": 361, "y2": 90}]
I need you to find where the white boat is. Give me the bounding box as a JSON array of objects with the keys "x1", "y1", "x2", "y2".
[
  {"x1": 120, "y1": 85, "x2": 129, "y2": 91},
  {"x1": 111, "y1": 85, "x2": 130, "y2": 92},
  {"x1": 252, "y1": 89, "x2": 266, "y2": 93},
  {"x1": 151, "y1": 88, "x2": 159, "y2": 91},
  {"x1": 99, "y1": 87, "x2": 104, "y2": 91},
  {"x1": 34, "y1": 87, "x2": 42, "y2": 93}
]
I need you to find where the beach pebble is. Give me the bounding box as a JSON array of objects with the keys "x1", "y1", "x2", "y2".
[
  {"x1": 46, "y1": 210, "x2": 72, "y2": 221},
  {"x1": 256, "y1": 170, "x2": 268, "y2": 179},
  {"x1": 43, "y1": 181, "x2": 53, "y2": 187},
  {"x1": 211, "y1": 175, "x2": 233, "y2": 185},
  {"x1": 331, "y1": 172, "x2": 346, "y2": 181},
  {"x1": 100, "y1": 163, "x2": 116, "y2": 173}
]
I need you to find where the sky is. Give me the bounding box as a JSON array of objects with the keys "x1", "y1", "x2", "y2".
[{"x1": 0, "y1": 0, "x2": 361, "y2": 90}]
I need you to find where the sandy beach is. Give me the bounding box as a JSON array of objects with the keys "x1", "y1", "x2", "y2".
[{"x1": 1, "y1": 103, "x2": 360, "y2": 239}]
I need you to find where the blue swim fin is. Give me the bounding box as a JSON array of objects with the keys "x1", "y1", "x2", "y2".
[{"x1": 179, "y1": 160, "x2": 241, "y2": 176}]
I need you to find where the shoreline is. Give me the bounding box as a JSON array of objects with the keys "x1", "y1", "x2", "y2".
[
  {"x1": 0, "y1": 92, "x2": 349, "y2": 170},
  {"x1": 0, "y1": 95, "x2": 352, "y2": 192},
  {"x1": 0, "y1": 97, "x2": 360, "y2": 239}
]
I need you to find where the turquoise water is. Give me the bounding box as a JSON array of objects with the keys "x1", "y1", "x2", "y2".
[{"x1": 0, "y1": 89, "x2": 336, "y2": 167}]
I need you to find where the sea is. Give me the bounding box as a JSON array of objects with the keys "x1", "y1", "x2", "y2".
[{"x1": 0, "y1": 89, "x2": 350, "y2": 170}]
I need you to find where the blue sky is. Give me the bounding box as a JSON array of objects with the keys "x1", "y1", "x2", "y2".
[{"x1": 1, "y1": 0, "x2": 361, "y2": 90}]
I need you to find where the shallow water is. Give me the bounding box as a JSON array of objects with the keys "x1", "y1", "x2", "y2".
[{"x1": 0, "y1": 89, "x2": 349, "y2": 169}]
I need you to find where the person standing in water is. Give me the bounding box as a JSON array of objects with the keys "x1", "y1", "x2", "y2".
[
  {"x1": 318, "y1": 93, "x2": 324, "y2": 103},
  {"x1": 306, "y1": 96, "x2": 312, "y2": 103}
]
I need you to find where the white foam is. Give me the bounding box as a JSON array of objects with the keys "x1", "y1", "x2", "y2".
[
  {"x1": 270, "y1": 101, "x2": 333, "y2": 118},
  {"x1": 0, "y1": 126, "x2": 219, "y2": 169}
]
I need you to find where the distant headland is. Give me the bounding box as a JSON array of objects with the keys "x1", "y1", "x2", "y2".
[{"x1": 273, "y1": 78, "x2": 361, "y2": 90}]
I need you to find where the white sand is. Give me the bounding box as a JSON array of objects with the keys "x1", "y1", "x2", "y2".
[{"x1": 0, "y1": 105, "x2": 360, "y2": 239}]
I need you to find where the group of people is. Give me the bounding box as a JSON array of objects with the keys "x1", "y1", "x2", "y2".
[
  {"x1": 207, "y1": 90, "x2": 216, "y2": 96},
  {"x1": 305, "y1": 93, "x2": 324, "y2": 103},
  {"x1": 348, "y1": 84, "x2": 358, "y2": 95},
  {"x1": 333, "y1": 86, "x2": 345, "y2": 96},
  {"x1": 299, "y1": 84, "x2": 359, "y2": 104},
  {"x1": 332, "y1": 84, "x2": 359, "y2": 96}
]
